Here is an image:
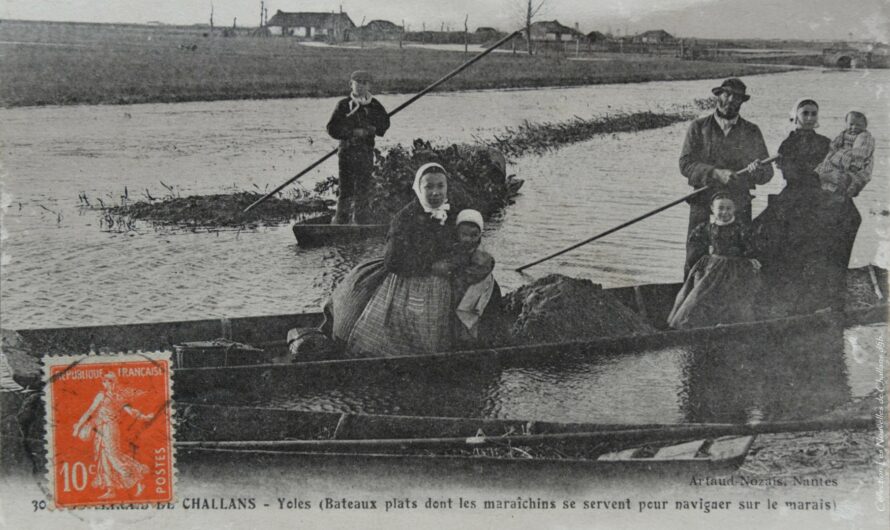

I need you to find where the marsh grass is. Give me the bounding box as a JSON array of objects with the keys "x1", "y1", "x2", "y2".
[
  {"x1": 488, "y1": 110, "x2": 696, "y2": 158},
  {"x1": 98, "y1": 191, "x2": 333, "y2": 229}
]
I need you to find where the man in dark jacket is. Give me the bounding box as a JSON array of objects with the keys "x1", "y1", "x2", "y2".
[
  {"x1": 326, "y1": 70, "x2": 391, "y2": 224},
  {"x1": 679, "y1": 78, "x2": 773, "y2": 276}
]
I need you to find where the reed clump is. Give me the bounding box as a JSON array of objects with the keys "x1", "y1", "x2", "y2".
[
  {"x1": 489, "y1": 110, "x2": 696, "y2": 158},
  {"x1": 103, "y1": 192, "x2": 332, "y2": 229}
]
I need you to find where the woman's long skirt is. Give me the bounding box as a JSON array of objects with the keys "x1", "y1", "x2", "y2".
[
  {"x1": 667, "y1": 255, "x2": 761, "y2": 329},
  {"x1": 347, "y1": 273, "x2": 453, "y2": 357},
  {"x1": 754, "y1": 188, "x2": 860, "y2": 316},
  {"x1": 328, "y1": 258, "x2": 388, "y2": 343}
]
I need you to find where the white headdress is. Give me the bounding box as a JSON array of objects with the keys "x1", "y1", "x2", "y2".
[
  {"x1": 456, "y1": 209, "x2": 483, "y2": 231},
  {"x1": 412, "y1": 163, "x2": 450, "y2": 225},
  {"x1": 789, "y1": 97, "x2": 819, "y2": 130}
]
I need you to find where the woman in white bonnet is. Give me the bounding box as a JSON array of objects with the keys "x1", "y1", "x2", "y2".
[
  {"x1": 753, "y1": 97, "x2": 858, "y2": 315},
  {"x1": 346, "y1": 163, "x2": 459, "y2": 356}
]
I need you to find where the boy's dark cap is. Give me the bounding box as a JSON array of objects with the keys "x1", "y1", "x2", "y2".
[{"x1": 350, "y1": 70, "x2": 373, "y2": 82}]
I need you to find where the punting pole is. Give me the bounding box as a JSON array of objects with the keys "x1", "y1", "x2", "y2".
[
  {"x1": 176, "y1": 415, "x2": 873, "y2": 452},
  {"x1": 244, "y1": 30, "x2": 523, "y2": 213},
  {"x1": 515, "y1": 155, "x2": 780, "y2": 273}
]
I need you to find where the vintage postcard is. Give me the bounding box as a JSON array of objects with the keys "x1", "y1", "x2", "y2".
[{"x1": 0, "y1": 0, "x2": 888, "y2": 529}]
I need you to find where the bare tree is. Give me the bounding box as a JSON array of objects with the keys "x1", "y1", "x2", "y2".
[
  {"x1": 464, "y1": 14, "x2": 469, "y2": 55},
  {"x1": 510, "y1": 0, "x2": 546, "y2": 55}
]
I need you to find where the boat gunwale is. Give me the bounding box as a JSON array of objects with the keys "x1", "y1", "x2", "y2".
[
  {"x1": 174, "y1": 302, "x2": 888, "y2": 374},
  {"x1": 176, "y1": 439, "x2": 755, "y2": 468}
]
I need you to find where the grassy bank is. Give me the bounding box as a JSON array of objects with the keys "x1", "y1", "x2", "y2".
[{"x1": 0, "y1": 20, "x2": 797, "y2": 107}]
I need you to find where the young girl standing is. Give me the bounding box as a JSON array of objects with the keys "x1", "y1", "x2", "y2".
[{"x1": 668, "y1": 194, "x2": 761, "y2": 329}]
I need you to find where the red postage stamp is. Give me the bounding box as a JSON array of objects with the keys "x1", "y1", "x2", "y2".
[{"x1": 43, "y1": 352, "x2": 174, "y2": 508}]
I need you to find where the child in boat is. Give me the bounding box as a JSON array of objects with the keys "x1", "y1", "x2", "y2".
[
  {"x1": 450, "y1": 209, "x2": 502, "y2": 344},
  {"x1": 326, "y1": 70, "x2": 390, "y2": 224},
  {"x1": 815, "y1": 111, "x2": 875, "y2": 199},
  {"x1": 667, "y1": 194, "x2": 761, "y2": 329}
]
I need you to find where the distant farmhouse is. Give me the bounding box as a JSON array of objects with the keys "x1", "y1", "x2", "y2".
[
  {"x1": 633, "y1": 29, "x2": 675, "y2": 44},
  {"x1": 525, "y1": 20, "x2": 585, "y2": 42},
  {"x1": 348, "y1": 19, "x2": 403, "y2": 41},
  {"x1": 266, "y1": 10, "x2": 355, "y2": 41}
]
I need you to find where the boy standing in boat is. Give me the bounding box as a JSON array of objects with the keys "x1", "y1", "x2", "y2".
[
  {"x1": 327, "y1": 70, "x2": 391, "y2": 224},
  {"x1": 679, "y1": 78, "x2": 772, "y2": 277}
]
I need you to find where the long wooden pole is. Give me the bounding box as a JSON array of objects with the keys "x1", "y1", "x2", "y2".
[
  {"x1": 244, "y1": 30, "x2": 522, "y2": 213},
  {"x1": 176, "y1": 415, "x2": 872, "y2": 452},
  {"x1": 515, "y1": 155, "x2": 779, "y2": 273}
]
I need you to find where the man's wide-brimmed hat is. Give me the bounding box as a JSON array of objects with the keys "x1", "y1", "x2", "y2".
[{"x1": 711, "y1": 78, "x2": 751, "y2": 101}]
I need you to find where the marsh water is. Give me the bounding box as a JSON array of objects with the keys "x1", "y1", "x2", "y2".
[{"x1": 2, "y1": 69, "x2": 888, "y2": 423}]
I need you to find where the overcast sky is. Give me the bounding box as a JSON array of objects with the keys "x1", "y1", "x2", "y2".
[{"x1": 2, "y1": 0, "x2": 888, "y2": 41}]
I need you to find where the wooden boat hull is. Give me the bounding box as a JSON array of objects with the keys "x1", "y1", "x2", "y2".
[
  {"x1": 4, "y1": 266, "x2": 886, "y2": 394},
  {"x1": 292, "y1": 222, "x2": 388, "y2": 247},
  {"x1": 118, "y1": 401, "x2": 877, "y2": 475},
  {"x1": 177, "y1": 443, "x2": 751, "y2": 478},
  {"x1": 2, "y1": 391, "x2": 875, "y2": 479},
  {"x1": 1, "y1": 393, "x2": 758, "y2": 477}
]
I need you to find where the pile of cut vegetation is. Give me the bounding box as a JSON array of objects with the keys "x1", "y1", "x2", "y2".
[
  {"x1": 503, "y1": 274, "x2": 656, "y2": 343},
  {"x1": 312, "y1": 138, "x2": 522, "y2": 224}
]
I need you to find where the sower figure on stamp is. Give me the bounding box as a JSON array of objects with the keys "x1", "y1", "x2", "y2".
[
  {"x1": 679, "y1": 78, "x2": 773, "y2": 277},
  {"x1": 72, "y1": 372, "x2": 153, "y2": 499},
  {"x1": 326, "y1": 70, "x2": 391, "y2": 224}
]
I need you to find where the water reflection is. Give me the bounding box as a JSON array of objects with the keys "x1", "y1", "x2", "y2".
[
  {"x1": 679, "y1": 321, "x2": 851, "y2": 423},
  {"x1": 195, "y1": 318, "x2": 863, "y2": 425}
]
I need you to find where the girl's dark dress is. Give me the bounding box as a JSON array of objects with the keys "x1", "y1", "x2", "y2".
[
  {"x1": 754, "y1": 129, "x2": 860, "y2": 315},
  {"x1": 667, "y1": 221, "x2": 760, "y2": 329}
]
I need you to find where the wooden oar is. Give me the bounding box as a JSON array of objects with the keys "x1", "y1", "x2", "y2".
[
  {"x1": 515, "y1": 155, "x2": 780, "y2": 273},
  {"x1": 244, "y1": 30, "x2": 522, "y2": 213},
  {"x1": 175, "y1": 415, "x2": 873, "y2": 452}
]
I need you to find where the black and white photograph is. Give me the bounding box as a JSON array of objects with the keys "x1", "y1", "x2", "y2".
[{"x1": 1, "y1": 1, "x2": 888, "y2": 528}]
